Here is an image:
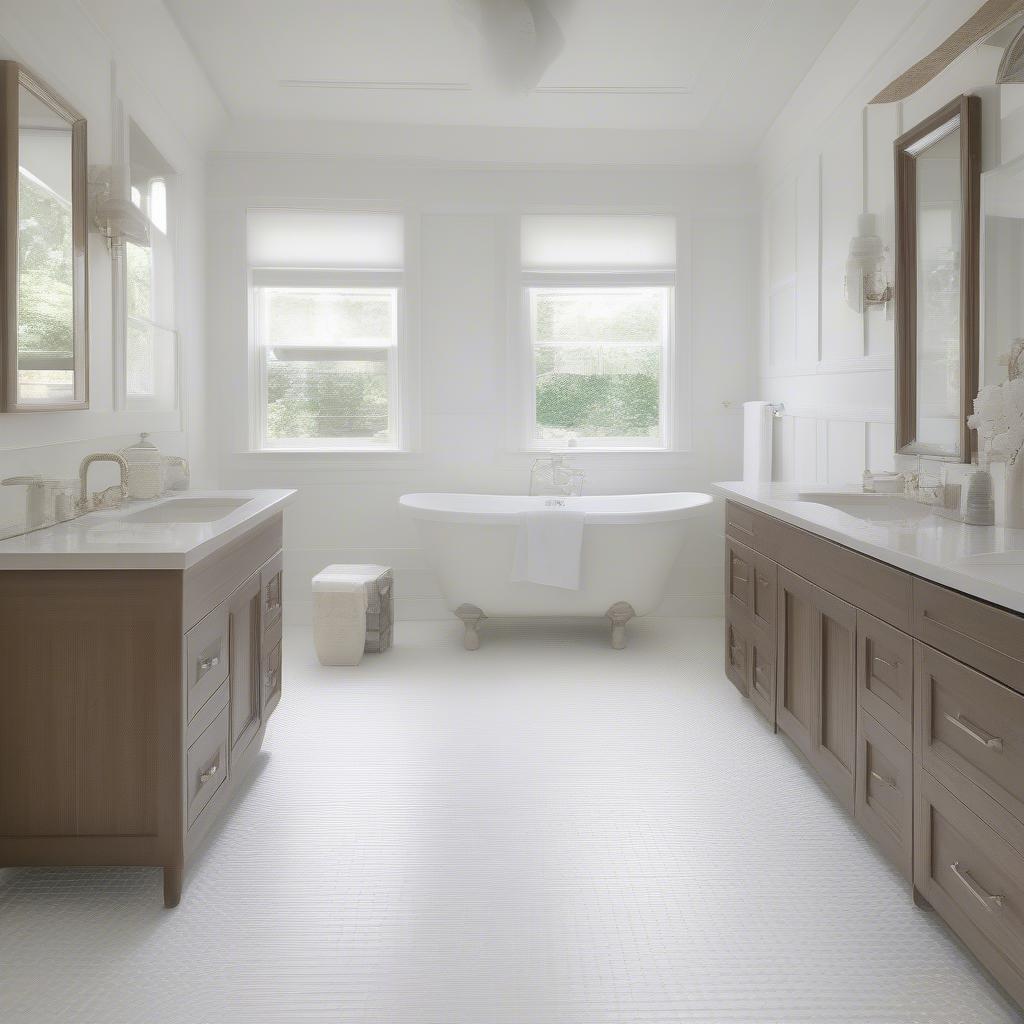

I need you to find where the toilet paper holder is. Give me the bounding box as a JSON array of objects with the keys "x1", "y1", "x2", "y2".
[{"x1": 722, "y1": 401, "x2": 785, "y2": 417}]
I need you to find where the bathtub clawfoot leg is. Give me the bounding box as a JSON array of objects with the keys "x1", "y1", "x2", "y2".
[
  {"x1": 455, "y1": 604, "x2": 487, "y2": 650},
  {"x1": 606, "y1": 602, "x2": 635, "y2": 650}
]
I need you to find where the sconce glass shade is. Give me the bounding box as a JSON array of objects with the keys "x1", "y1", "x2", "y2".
[{"x1": 844, "y1": 212, "x2": 893, "y2": 313}]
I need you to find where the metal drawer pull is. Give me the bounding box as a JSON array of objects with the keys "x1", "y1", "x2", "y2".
[
  {"x1": 197, "y1": 653, "x2": 220, "y2": 675},
  {"x1": 732, "y1": 573, "x2": 749, "y2": 584},
  {"x1": 199, "y1": 762, "x2": 219, "y2": 786},
  {"x1": 757, "y1": 574, "x2": 769, "y2": 586},
  {"x1": 951, "y1": 862, "x2": 1005, "y2": 912},
  {"x1": 944, "y1": 713, "x2": 1003, "y2": 751},
  {"x1": 872, "y1": 655, "x2": 899, "y2": 670},
  {"x1": 869, "y1": 769, "x2": 897, "y2": 789}
]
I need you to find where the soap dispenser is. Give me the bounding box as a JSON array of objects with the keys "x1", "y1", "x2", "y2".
[{"x1": 120, "y1": 433, "x2": 164, "y2": 500}]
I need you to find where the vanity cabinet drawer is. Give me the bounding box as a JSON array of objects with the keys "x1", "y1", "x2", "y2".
[
  {"x1": 856, "y1": 707, "x2": 912, "y2": 879},
  {"x1": 726, "y1": 536, "x2": 777, "y2": 630},
  {"x1": 759, "y1": 516, "x2": 912, "y2": 632},
  {"x1": 726, "y1": 537, "x2": 756, "y2": 619},
  {"x1": 915, "y1": 770, "x2": 1024, "y2": 1006},
  {"x1": 749, "y1": 626, "x2": 776, "y2": 726},
  {"x1": 916, "y1": 643, "x2": 1024, "y2": 826},
  {"x1": 857, "y1": 611, "x2": 913, "y2": 748},
  {"x1": 913, "y1": 579, "x2": 1024, "y2": 696},
  {"x1": 263, "y1": 617, "x2": 283, "y2": 717},
  {"x1": 261, "y1": 550, "x2": 283, "y2": 633},
  {"x1": 185, "y1": 603, "x2": 229, "y2": 722},
  {"x1": 724, "y1": 500, "x2": 757, "y2": 546},
  {"x1": 725, "y1": 614, "x2": 749, "y2": 696},
  {"x1": 187, "y1": 705, "x2": 230, "y2": 828},
  {"x1": 724, "y1": 611, "x2": 776, "y2": 725}
]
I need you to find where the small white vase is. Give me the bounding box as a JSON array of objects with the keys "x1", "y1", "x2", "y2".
[{"x1": 1005, "y1": 458, "x2": 1024, "y2": 529}]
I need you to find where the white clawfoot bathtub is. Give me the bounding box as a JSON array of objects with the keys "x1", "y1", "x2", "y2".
[{"x1": 399, "y1": 492, "x2": 712, "y2": 648}]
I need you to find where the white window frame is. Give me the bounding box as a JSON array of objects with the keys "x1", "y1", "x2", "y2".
[
  {"x1": 514, "y1": 214, "x2": 682, "y2": 453},
  {"x1": 249, "y1": 268, "x2": 405, "y2": 452},
  {"x1": 523, "y1": 279, "x2": 675, "y2": 451},
  {"x1": 112, "y1": 104, "x2": 179, "y2": 412}
]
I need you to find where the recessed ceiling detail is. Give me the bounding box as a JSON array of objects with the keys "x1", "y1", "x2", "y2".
[
  {"x1": 279, "y1": 81, "x2": 473, "y2": 92},
  {"x1": 163, "y1": 0, "x2": 857, "y2": 156}
]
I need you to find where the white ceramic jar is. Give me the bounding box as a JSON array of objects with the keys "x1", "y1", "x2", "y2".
[{"x1": 120, "y1": 433, "x2": 164, "y2": 500}]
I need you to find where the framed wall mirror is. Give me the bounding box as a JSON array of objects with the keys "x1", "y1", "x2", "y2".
[
  {"x1": 895, "y1": 94, "x2": 980, "y2": 461},
  {"x1": 0, "y1": 61, "x2": 88, "y2": 412}
]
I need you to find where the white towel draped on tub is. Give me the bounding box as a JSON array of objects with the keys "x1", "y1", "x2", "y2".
[{"x1": 510, "y1": 508, "x2": 585, "y2": 590}]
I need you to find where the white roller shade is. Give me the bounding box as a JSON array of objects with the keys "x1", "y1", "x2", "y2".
[
  {"x1": 521, "y1": 214, "x2": 676, "y2": 270},
  {"x1": 247, "y1": 210, "x2": 404, "y2": 269}
]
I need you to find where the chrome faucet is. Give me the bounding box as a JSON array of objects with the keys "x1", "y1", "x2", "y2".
[{"x1": 78, "y1": 454, "x2": 129, "y2": 510}]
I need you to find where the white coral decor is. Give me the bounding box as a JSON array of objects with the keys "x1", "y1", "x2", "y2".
[{"x1": 969, "y1": 378, "x2": 1024, "y2": 464}]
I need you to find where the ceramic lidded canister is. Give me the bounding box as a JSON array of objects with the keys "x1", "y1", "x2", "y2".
[{"x1": 120, "y1": 433, "x2": 164, "y2": 500}]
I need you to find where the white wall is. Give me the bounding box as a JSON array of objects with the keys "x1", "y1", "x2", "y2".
[
  {"x1": 756, "y1": 0, "x2": 1024, "y2": 484},
  {"x1": 207, "y1": 156, "x2": 757, "y2": 621},
  {"x1": 0, "y1": 0, "x2": 223, "y2": 529}
]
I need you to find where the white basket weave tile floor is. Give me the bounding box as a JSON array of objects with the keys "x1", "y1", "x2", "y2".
[{"x1": 0, "y1": 617, "x2": 1020, "y2": 1023}]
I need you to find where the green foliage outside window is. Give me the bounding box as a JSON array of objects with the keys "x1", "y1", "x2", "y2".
[
  {"x1": 534, "y1": 343, "x2": 660, "y2": 441},
  {"x1": 17, "y1": 169, "x2": 73, "y2": 360},
  {"x1": 266, "y1": 360, "x2": 389, "y2": 441}
]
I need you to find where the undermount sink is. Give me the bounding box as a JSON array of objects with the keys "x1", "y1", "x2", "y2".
[
  {"x1": 120, "y1": 497, "x2": 249, "y2": 524},
  {"x1": 796, "y1": 491, "x2": 933, "y2": 523}
]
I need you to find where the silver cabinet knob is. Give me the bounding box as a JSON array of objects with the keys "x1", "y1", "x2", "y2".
[
  {"x1": 197, "y1": 654, "x2": 220, "y2": 675},
  {"x1": 199, "y1": 762, "x2": 219, "y2": 786}
]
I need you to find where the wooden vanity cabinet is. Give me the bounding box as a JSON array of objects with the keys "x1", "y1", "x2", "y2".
[
  {"x1": 776, "y1": 567, "x2": 857, "y2": 810},
  {"x1": 724, "y1": 535, "x2": 776, "y2": 723},
  {"x1": 0, "y1": 513, "x2": 285, "y2": 908},
  {"x1": 227, "y1": 570, "x2": 264, "y2": 759},
  {"x1": 723, "y1": 498, "x2": 1024, "y2": 1008}
]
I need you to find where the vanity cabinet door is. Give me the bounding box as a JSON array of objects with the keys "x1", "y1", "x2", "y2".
[
  {"x1": 809, "y1": 575, "x2": 858, "y2": 811},
  {"x1": 751, "y1": 553, "x2": 777, "y2": 635},
  {"x1": 725, "y1": 537, "x2": 756, "y2": 619},
  {"x1": 261, "y1": 550, "x2": 283, "y2": 634},
  {"x1": 857, "y1": 611, "x2": 914, "y2": 748},
  {"x1": 228, "y1": 570, "x2": 262, "y2": 758},
  {"x1": 725, "y1": 614, "x2": 749, "y2": 696},
  {"x1": 749, "y1": 625, "x2": 776, "y2": 727},
  {"x1": 776, "y1": 568, "x2": 817, "y2": 758},
  {"x1": 777, "y1": 567, "x2": 858, "y2": 810}
]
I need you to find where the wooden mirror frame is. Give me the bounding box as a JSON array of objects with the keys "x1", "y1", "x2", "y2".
[
  {"x1": 0, "y1": 61, "x2": 89, "y2": 412},
  {"x1": 894, "y1": 93, "x2": 981, "y2": 462}
]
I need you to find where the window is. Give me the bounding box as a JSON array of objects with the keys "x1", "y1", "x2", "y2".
[
  {"x1": 247, "y1": 210, "x2": 405, "y2": 451},
  {"x1": 520, "y1": 214, "x2": 676, "y2": 450},
  {"x1": 116, "y1": 119, "x2": 176, "y2": 409}
]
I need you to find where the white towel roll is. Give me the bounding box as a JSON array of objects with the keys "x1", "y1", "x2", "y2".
[{"x1": 743, "y1": 401, "x2": 774, "y2": 483}]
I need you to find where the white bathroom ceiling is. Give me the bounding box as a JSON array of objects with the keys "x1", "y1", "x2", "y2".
[{"x1": 163, "y1": 0, "x2": 856, "y2": 156}]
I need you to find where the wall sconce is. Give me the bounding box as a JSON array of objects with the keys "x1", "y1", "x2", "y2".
[
  {"x1": 89, "y1": 164, "x2": 151, "y2": 249},
  {"x1": 844, "y1": 212, "x2": 893, "y2": 314}
]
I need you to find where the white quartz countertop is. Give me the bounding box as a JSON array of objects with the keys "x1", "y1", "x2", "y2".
[
  {"x1": 713, "y1": 481, "x2": 1024, "y2": 615},
  {"x1": 0, "y1": 490, "x2": 296, "y2": 570}
]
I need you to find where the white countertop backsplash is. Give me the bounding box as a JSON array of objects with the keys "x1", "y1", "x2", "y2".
[
  {"x1": 714, "y1": 481, "x2": 1024, "y2": 615},
  {"x1": 0, "y1": 490, "x2": 295, "y2": 570}
]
